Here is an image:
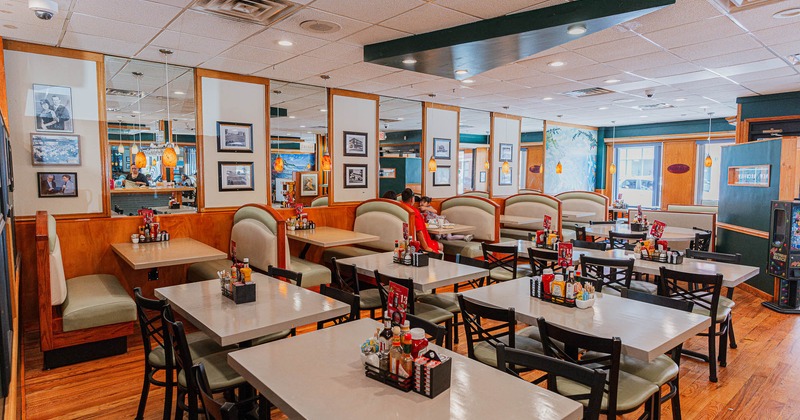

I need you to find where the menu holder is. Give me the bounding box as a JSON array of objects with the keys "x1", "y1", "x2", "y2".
[
  {"x1": 640, "y1": 251, "x2": 684, "y2": 264},
  {"x1": 364, "y1": 363, "x2": 414, "y2": 392}
]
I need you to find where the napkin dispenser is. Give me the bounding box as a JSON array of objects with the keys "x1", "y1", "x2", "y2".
[
  {"x1": 412, "y1": 252, "x2": 429, "y2": 267},
  {"x1": 232, "y1": 282, "x2": 256, "y2": 304}
]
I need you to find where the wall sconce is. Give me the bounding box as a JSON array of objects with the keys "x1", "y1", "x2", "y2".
[
  {"x1": 501, "y1": 160, "x2": 510, "y2": 175},
  {"x1": 484, "y1": 160, "x2": 490, "y2": 169},
  {"x1": 555, "y1": 161, "x2": 563, "y2": 174}
]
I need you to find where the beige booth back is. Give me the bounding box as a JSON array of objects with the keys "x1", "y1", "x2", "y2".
[
  {"x1": 462, "y1": 191, "x2": 490, "y2": 199},
  {"x1": 627, "y1": 209, "x2": 716, "y2": 251},
  {"x1": 441, "y1": 196, "x2": 499, "y2": 242},
  {"x1": 556, "y1": 191, "x2": 609, "y2": 222},
  {"x1": 46, "y1": 215, "x2": 67, "y2": 306},
  {"x1": 353, "y1": 199, "x2": 415, "y2": 251},
  {"x1": 504, "y1": 193, "x2": 562, "y2": 232},
  {"x1": 232, "y1": 205, "x2": 289, "y2": 270},
  {"x1": 667, "y1": 204, "x2": 718, "y2": 214}
]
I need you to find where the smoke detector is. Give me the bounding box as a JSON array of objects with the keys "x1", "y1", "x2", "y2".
[{"x1": 299, "y1": 19, "x2": 341, "y2": 34}]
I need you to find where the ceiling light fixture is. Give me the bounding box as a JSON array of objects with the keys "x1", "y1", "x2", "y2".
[
  {"x1": 402, "y1": 58, "x2": 417, "y2": 64},
  {"x1": 132, "y1": 71, "x2": 146, "y2": 169},
  {"x1": 277, "y1": 40, "x2": 293, "y2": 46},
  {"x1": 173, "y1": 91, "x2": 185, "y2": 95},
  {"x1": 397, "y1": 117, "x2": 404, "y2": 120},
  {"x1": 704, "y1": 112, "x2": 714, "y2": 168},
  {"x1": 604, "y1": 79, "x2": 621, "y2": 84},
  {"x1": 675, "y1": 98, "x2": 686, "y2": 102},
  {"x1": 567, "y1": 23, "x2": 587, "y2": 35},
  {"x1": 788, "y1": 54, "x2": 800, "y2": 66},
  {"x1": 319, "y1": 109, "x2": 327, "y2": 112},
  {"x1": 455, "y1": 69, "x2": 469, "y2": 75},
  {"x1": 609, "y1": 120, "x2": 617, "y2": 175},
  {"x1": 462, "y1": 79, "x2": 475, "y2": 84},
  {"x1": 598, "y1": 106, "x2": 609, "y2": 110},
  {"x1": 773, "y1": 8, "x2": 800, "y2": 19},
  {"x1": 640, "y1": 115, "x2": 648, "y2": 118},
  {"x1": 548, "y1": 61, "x2": 565, "y2": 67},
  {"x1": 289, "y1": 115, "x2": 296, "y2": 119},
  {"x1": 543, "y1": 97, "x2": 553, "y2": 101}
]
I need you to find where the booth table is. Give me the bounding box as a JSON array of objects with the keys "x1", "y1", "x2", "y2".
[
  {"x1": 154, "y1": 273, "x2": 349, "y2": 347},
  {"x1": 580, "y1": 224, "x2": 700, "y2": 242},
  {"x1": 500, "y1": 215, "x2": 543, "y2": 226},
  {"x1": 462, "y1": 278, "x2": 711, "y2": 362},
  {"x1": 287, "y1": 226, "x2": 379, "y2": 259},
  {"x1": 427, "y1": 223, "x2": 475, "y2": 235},
  {"x1": 228, "y1": 319, "x2": 583, "y2": 420},
  {"x1": 562, "y1": 210, "x2": 596, "y2": 220},
  {"x1": 111, "y1": 237, "x2": 226, "y2": 281}
]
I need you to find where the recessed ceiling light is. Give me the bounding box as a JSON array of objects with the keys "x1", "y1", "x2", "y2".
[
  {"x1": 300, "y1": 125, "x2": 306, "y2": 128},
  {"x1": 675, "y1": 98, "x2": 686, "y2": 102},
  {"x1": 289, "y1": 116, "x2": 296, "y2": 119},
  {"x1": 773, "y1": 8, "x2": 800, "y2": 19},
  {"x1": 699, "y1": 106, "x2": 708, "y2": 109},
  {"x1": 567, "y1": 24, "x2": 587, "y2": 35},
  {"x1": 788, "y1": 54, "x2": 800, "y2": 65},
  {"x1": 548, "y1": 61, "x2": 565, "y2": 67},
  {"x1": 462, "y1": 79, "x2": 475, "y2": 84},
  {"x1": 306, "y1": 131, "x2": 313, "y2": 134},
  {"x1": 132, "y1": 110, "x2": 141, "y2": 114},
  {"x1": 402, "y1": 58, "x2": 417, "y2": 64},
  {"x1": 604, "y1": 79, "x2": 621, "y2": 84},
  {"x1": 173, "y1": 91, "x2": 185, "y2": 95},
  {"x1": 278, "y1": 40, "x2": 294, "y2": 47},
  {"x1": 543, "y1": 97, "x2": 553, "y2": 101},
  {"x1": 598, "y1": 106, "x2": 609, "y2": 110},
  {"x1": 455, "y1": 69, "x2": 469, "y2": 75},
  {"x1": 397, "y1": 117, "x2": 404, "y2": 121},
  {"x1": 640, "y1": 115, "x2": 648, "y2": 118},
  {"x1": 319, "y1": 109, "x2": 327, "y2": 112}
]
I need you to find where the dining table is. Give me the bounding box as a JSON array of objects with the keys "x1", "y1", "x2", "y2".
[
  {"x1": 287, "y1": 226, "x2": 379, "y2": 259},
  {"x1": 461, "y1": 278, "x2": 712, "y2": 362},
  {"x1": 427, "y1": 223, "x2": 475, "y2": 236},
  {"x1": 111, "y1": 237, "x2": 227, "y2": 281},
  {"x1": 500, "y1": 215, "x2": 543, "y2": 226},
  {"x1": 228, "y1": 319, "x2": 584, "y2": 420},
  {"x1": 562, "y1": 210, "x2": 596, "y2": 220},
  {"x1": 576, "y1": 223, "x2": 701, "y2": 242}
]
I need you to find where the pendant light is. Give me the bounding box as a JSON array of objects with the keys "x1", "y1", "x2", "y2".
[
  {"x1": 133, "y1": 71, "x2": 148, "y2": 169},
  {"x1": 704, "y1": 112, "x2": 714, "y2": 168},
  {"x1": 484, "y1": 159, "x2": 490, "y2": 170},
  {"x1": 116, "y1": 119, "x2": 124, "y2": 154},
  {"x1": 609, "y1": 120, "x2": 617, "y2": 175},
  {"x1": 555, "y1": 161, "x2": 563, "y2": 174},
  {"x1": 274, "y1": 155, "x2": 284, "y2": 172},
  {"x1": 501, "y1": 160, "x2": 510, "y2": 175},
  {"x1": 161, "y1": 49, "x2": 178, "y2": 169},
  {"x1": 428, "y1": 156, "x2": 437, "y2": 172}
]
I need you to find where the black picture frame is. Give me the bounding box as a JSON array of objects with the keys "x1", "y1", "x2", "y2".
[
  {"x1": 33, "y1": 84, "x2": 74, "y2": 133},
  {"x1": 37, "y1": 172, "x2": 78, "y2": 197},
  {"x1": 479, "y1": 171, "x2": 486, "y2": 183},
  {"x1": 433, "y1": 138, "x2": 451, "y2": 160},
  {"x1": 218, "y1": 161, "x2": 254, "y2": 191},
  {"x1": 343, "y1": 131, "x2": 368, "y2": 157},
  {"x1": 433, "y1": 165, "x2": 451, "y2": 186},
  {"x1": 217, "y1": 121, "x2": 254, "y2": 153},
  {"x1": 343, "y1": 164, "x2": 368, "y2": 188},
  {"x1": 498, "y1": 167, "x2": 513, "y2": 185},
  {"x1": 499, "y1": 143, "x2": 513, "y2": 162}
]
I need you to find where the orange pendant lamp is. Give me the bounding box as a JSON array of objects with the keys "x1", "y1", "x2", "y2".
[
  {"x1": 428, "y1": 156, "x2": 437, "y2": 172},
  {"x1": 555, "y1": 161, "x2": 563, "y2": 174},
  {"x1": 274, "y1": 155, "x2": 284, "y2": 172},
  {"x1": 704, "y1": 112, "x2": 714, "y2": 168},
  {"x1": 501, "y1": 160, "x2": 510, "y2": 174},
  {"x1": 162, "y1": 146, "x2": 177, "y2": 168},
  {"x1": 484, "y1": 160, "x2": 490, "y2": 170},
  {"x1": 321, "y1": 154, "x2": 331, "y2": 171},
  {"x1": 135, "y1": 150, "x2": 148, "y2": 169},
  {"x1": 609, "y1": 120, "x2": 617, "y2": 175}
]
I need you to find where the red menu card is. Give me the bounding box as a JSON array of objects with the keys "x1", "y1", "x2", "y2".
[
  {"x1": 557, "y1": 242, "x2": 573, "y2": 268},
  {"x1": 650, "y1": 220, "x2": 666, "y2": 239},
  {"x1": 387, "y1": 281, "x2": 409, "y2": 326}
]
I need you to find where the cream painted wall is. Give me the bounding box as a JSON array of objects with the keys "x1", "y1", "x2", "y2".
[
  {"x1": 474, "y1": 148, "x2": 489, "y2": 192},
  {"x1": 201, "y1": 77, "x2": 268, "y2": 208},
  {"x1": 491, "y1": 116, "x2": 521, "y2": 197},
  {"x1": 331, "y1": 94, "x2": 377, "y2": 204},
  {"x1": 425, "y1": 107, "x2": 458, "y2": 198},
  {"x1": 4, "y1": 50, "x2": 103, "y2": 217}
]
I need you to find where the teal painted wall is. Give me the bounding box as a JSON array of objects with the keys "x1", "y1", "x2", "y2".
[
  {"x1": 521, "y1": 131, "x2": 543, "y2": 143},
  {"x1": 460, "y1": 133, "x2": 489, "y2": 144},
  {"x1": 383, "y1": 130, "x2": 422, "y2": 144},
  {"x1": 738, "y1": 91, "x2": 800, "y2": 120},
  {"x1": 379, "y1": 157, "x2": 421, "y2": 197}
]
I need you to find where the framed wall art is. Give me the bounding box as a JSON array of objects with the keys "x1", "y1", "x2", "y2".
[
  {"x1": 479, "y1": 171, "x2": 486, "y2": 183},
  {"x1": 433, "y1": 165, "x2": 451, "y2": 186},
  {"x1": 38, "y1": 172, "x2": 77, "y2": 197},
  {"x1": 218, "y1": 161, "x2": 254, "y2": 191},
  {"x1": 343, "y1": 131, "x2": 368, "y2": 157},
  {"x1": 299, "y1": 172, "x2": 319, "y2": 196},
  {"x1": 498, "y1": 167, "x2": 513, "y2": 185},
  {"x1": 33, "y1": 84, "x2": 73, "y2": 133},
  {"x1": 217, "y1": 122, "x2": 253, "y2": 152},
  {"x1": 31, "y1": 134, "x2": 80, "y2": 165},
  {"x1": 344, "y1": 164, "x2": 368, "y2": 188},
  {"x1": 433, "y1": 138, "x2": 451, "y2": 160},
  {"x1": 499, "y1": 143, "x2": 513, "y2": 162}
]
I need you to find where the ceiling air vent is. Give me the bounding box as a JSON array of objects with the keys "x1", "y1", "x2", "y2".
[
  {"x1": 299, "y1": 20, "x2": 341, "y2": 34},
  {"x1": 561, "y1": 87, "x2": 613, "y2": 98},
  {"x1": 635, "y1": 103, "x2": 674, "y2": 111},
  {"x1": 192, "y1": 0, "x2": 301, "y2": 25}
]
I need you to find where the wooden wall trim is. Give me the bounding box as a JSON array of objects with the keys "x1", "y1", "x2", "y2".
[
  {"x1": 3, "y1": 40, "x2": 103, "y2": 62},
  {"x1": 487, "y1": 115, "x2": 494, "y2": 196},
  {"x1": 545, "y1": 119, "x2": 597, "y2": 131},
  {"x1": 0, "y1": 36, "x2": 8, "y2": 129},
  {"x1": 425, "y1": 102, "x2": 460, "y2": 113},
  {"x1": 491, "y1": 112, "x2": 522, "y2": 121},
  {"x1": 97, "y1": 56, "x2": 110, "y2": 217},
  {"x1": 735, "y1": 103, "x2": 746, "y2": 144},
  {"x1": 328, "y1": 88, "x2": 379, "y2": 102},
  {"x1": 195, "y1": 68, "x2": 271, "y2": 86},
  {"x1": 606, "y1": 131, "x2": 736, "y2": 144},
  {"x1": 779, "y1": 136, "x2": 799, "y2": 201},
  {"x1": 421, "y1": 101, "x2": 428, "y2": 196},
  {"x1": 716, "y1": 221, "x2": 769, "y2": 239},
  {"x1": 738, "y1": 282, "x2": 773, "y2": 301}
]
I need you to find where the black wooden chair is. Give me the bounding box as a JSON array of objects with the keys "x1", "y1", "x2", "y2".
[
  {"x1": 316, "y1": 284, "x2": 360, "y2": 329},
  {"x1": 457, "y1": 294, "x2": 543, "y2": 368},
  {"x1": 495, "y1": 344, "x2": 605, "y2": 420},
  {"x1": 133, "y1": 287, "x2": 226, "y2": 420},
  {"x1": 621, "y1": 288, "x2": 694, "y2": 419},
  {"x1": 267, "y1": 265, "x2": 303, "y2": 288},
  {"x1": 572, "y1": 239, "x2": 608, "y2": 251},
  {"x1": 375, "y1": 270, "x2": 454, "y2": 349},
  {"x1": 574, "y1": 225, "x2": 587, "y2": 241},
  {"x1": 454, "y1": 254, "x2": 488, "y2": 290},
  {"x1": 685, "y1": 249, "x2": 741, "y2": 350},
  {"x1": 690, "y1": 228, "x2": 712, "y2": 251},
  {"x1": 609, "y1": 231, "x2": 646, "y2": 250},
  {"x1": 589, "y1": 220, "x2": 619, "y2": 225},
  {"x1": 482, "y1": 242, "x2": 520, "y2": 284},
  {"x1": 579, "y1": 255, "x2": 653, "y2": 295},
  {"x1": 331, "y1": 257, "x2": 381, "y2": 319},
  {"x1": 536, "y1": 317, "x2": 659, "y2": 418},
  {"x1": 405, "y1": 313, "x2": 447, "y2": 346},
  {"x1": 527, "y1": 247, "x2": 559, "y2": 276},
  {"x1": 659, "y1": 267, "x2": 728, "y2": 382}
]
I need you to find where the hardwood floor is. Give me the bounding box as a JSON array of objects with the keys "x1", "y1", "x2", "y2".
[{"x1": 21, "y1": 287, "x2": 800, "y2": 419}]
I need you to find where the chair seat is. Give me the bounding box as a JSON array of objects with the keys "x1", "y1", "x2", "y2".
[
  {"x1": 148, "y1": 331, "x2": 229, "y2": 368},
  {"x1": 416, "y1": 293, "x2": 460, "y2": 313},
  {"x1": 619, "y1": 354, "x2": 679, "y2": 386},
  {"x1": 322, "y1": 246, "x2": 378, "y2": 263},
  {"x1": 693, "y1": 304, "x2": 731, "y2": 323},
  {"x1": 187, "y1": 259, "x2": 231, "y2": 283},
  {"x1": 359, "y1": 288, "x2": 382, "y2": 310},
  {"x1": 440, "y1": 240, "x2": 482, "y2": 258},
  {"x1": 289, "y1": 257, "x2": 331, "y2": 288},
  {"x1": 720, "y1": 295, "x2": 735, "y2": 308},
  {"x1": 499, "y1": 228, "x2": 534, "y2": 240},
  {"x1": 177, "y1": 351, "x2": 246, "y2": 390},
  {"x1": 414, "y1": 302, "x2": 454, "y2": 324},
  {"x1": 473, "y1": 335, "x2": 544, "y2": 368},
  {"x1": 250, "y1": 329, "x2": 292, "y2": 346},
  {"x1": 61, "y1": 274, "x2": 136, "y2": 332},
  {"x1": 556, "y1": 370, "x2": 660, "y2": 412},
  {"x1": 489, "y1": 267, "x2": 518, "y2": 282},
  {"x1": 629, "y1": 280, "x2": 658, "y2": 295},
  {"x1": 517, "y1": 263, "x2": 533, "y2": 276}
]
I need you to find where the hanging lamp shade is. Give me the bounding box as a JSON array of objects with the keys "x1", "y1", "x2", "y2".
[
  {"x1": 131, "y1": 144, "x2": 139, "y2": 155},
  {"x1": 484, "y1": 160, "x2": 490, "y2": 170},
  {"x1": 175, "y1": 145, "x2": 181, "y2": 156},
  {"x1": 555, "y1": 161, "x2": 563, "y2": 174},
  {"x1": 609, "y1": 162, "x2": 617, "y2": 175},
  {"x1": 428, "y1": 156, "x2": 437, "y2": 172},
  {"x1": 704, "y1": 154, "x2": 713, "y2": 168},
  {"x1": 501, "y1": 160, "x2": 510, "y2": 174},
  {"x1": 274, "y1": 155, "x2": 284, "y2": 172},
  {"x1": 162, "y1": 146, "x2": 178, "y2": 167},
  {"x1": 135, "y1": 151, "x2": 148, "y2": 169},
  {"x1": 117, "y1": 144, "x2": 125, "y2": 154},
  {"x1": 321, "y1": 154, "x2": 331, "y2": 171}
]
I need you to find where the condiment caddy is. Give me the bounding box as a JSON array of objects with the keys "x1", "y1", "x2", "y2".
[
  {"x1": 529, "y1": 268, "x2": 596, "y2": 309},
  {"x1": 533, "y1": 229, "x2": 561, "y2": 250},
  {"x1": 133, "y1": 211, "x2": 171, "y2": 243},
  {"x1": 216, "y1": 257, "x2": 255, "y2": 304},
  {"x1": 392, "y1": 239, "x2": 429, "y2": 266}
]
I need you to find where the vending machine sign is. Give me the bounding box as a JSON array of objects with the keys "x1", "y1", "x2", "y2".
[
  {"x1": 650, "y1": 220, "x2": 666, "y2": 239},
  {"x1": 387, "y1": 281, "x2": 409, "y2": 326}
]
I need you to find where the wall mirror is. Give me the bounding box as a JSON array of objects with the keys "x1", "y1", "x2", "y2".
[
  {"x1": 457, "y1": 108, "x2": 490, "y2": 194},
  {"x1": 378, "y1": 97, "x2": 422, "y2": 198}
]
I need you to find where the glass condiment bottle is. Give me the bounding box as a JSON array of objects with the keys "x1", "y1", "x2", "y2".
[
  {"x1": 400, "y1": 333, "x2": 414, "y2": 379},
  {"x1": 389, "y1": 336, "x2": 403, "y2": 376},
  {"x1": 240, "y1": 258, "x2": 252, "y2": 283},
  {"x1": 379, "y1": 319, "x2": 393, "y2": 354}
]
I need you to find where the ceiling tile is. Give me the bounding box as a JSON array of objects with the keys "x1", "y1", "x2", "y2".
[
  {"x1": 692, "y1": 48, "x2": 777, "y2": 69},
  {"x1": 308, "y1": 0, "x2": 424, "y2": 24},
  {"x1": 380, "y1": 3, "x2": 480, "y2": 35},
  {"x1": 166, "y1": 10, "x2": 263, "y2": 42},
  {"x1": 562, "y1": 25, "x2": 636, "y2": 50},
  {"x1": 200, "y1": 56, "x2": 267, "y2": 75},
  {"x1": 218, "y1": 44, "x2": 295, "y2": 65},
  {"x1": 727, "y1": 66, "x2": 798, "y2": 84},
  {"x1": 151, "y1": 31, "x2": 235, "y2": 56},
  {"x1": 339, "y1": 25, "x2": 412, "y2": 46},
  {"x1": 606, "y1": 51, "x2": 685, "y2": 73},
  {"x1": 342, "y1": 79, "x2": 396, "y2": 93},
  {"x1": 243, "y1": 28, "x2": 328, "y2": 54},
  {"x1": 641, "y1": 16, "x2": 744, "y2": 49},
  {"x1": 713, "y1": 58, "x2": 788, "y2": 77},
  {"x1": 303, "y1": 42, "x2": 363, "y2": 65},
  {"x1": 741, "y1": 75, "x2": 800, "y2": 95},
  {"x1": 368, "y1": 70, "x2": 440, "y2": 87},
  {"x1": 551, "y1": 64, "x2": 622, "y2": 82},
  {"x1": 633, "y1": 62, "x2": 703, "y2": 79},
  {"x1": 325, "y1": 62, "x2": 398, "y2": 81},
  {"x1": 74, "y1": 0, "x2": 182, "y2": 28},
  {"x1": 622, "y1": 0, "x2": 722, "y2": 34},
  {"x1": 479, "y1": 63, "x2": 542, "y2": 81},
  {"x1": 432, "y1": 0, "x2": 550, "y2": 19},
  {"x1": 274, "y1": 55, "x2": 348, "y2": 76},
  {"x1": 68, "y1": 13, "x2": 160, "y2": 44},
  {"x1": 670, "y1": 34, "x2": 762, "y2": 61},
  {"x1": 136, "y1": 45, "x2": 213, "y2": 67},
  {"x1": 0, "y1": 20, "x2": 61, "y2": 46},
  {"x1": 730, "y1": 1, "x2": 800, "y2": 32},
  {"x1": 252, "y1": 64, "x2": 315, "y2": 83},
  {"x1": 508, "y1": 73, "x2": 573, "y2": 88},
  {"x1": 752, "y1": 23, "x2": 800, "y2": 46},
  {"x1": 572, "y1": 36, "x2": 663, "y2": 62},
  {"x1": 61, "y1": 31, "x2": 142, "y2": 56},
  {"x1": 0, "y1": 0, "x2": 68, "y2": 28},
  {"x1": 768, "y1": 41, "x2": 800, "y2": 58},
  {"x1": 270, "y1": 7, "x2": 371, "y2": 41},
  {"x1": 518, "y1": 51, "x2": 598, "y2": 73}
]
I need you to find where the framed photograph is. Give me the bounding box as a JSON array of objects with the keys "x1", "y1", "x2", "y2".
[
  {"x1": 31, "y1": 134, "x2": 80, "y2": 166},
  {"x1": 299, "y1": 172, "x2": 319, "y2": 196},
  {"x1": 343, "y1": 131, "x2": 368, "y2": 157},
  {"x1": 344, "y1": 164, "x2": 368, "y2": 189},
  {"x1": 217, "y1": 122, "x2": 253, "y2": 152},
  {"x1": 433, "y1": 138, "x2": 451, "y2": 160},
  {"x1": 498, "y1": 167, "x2": 513, "y2": 185},
  {"x1": 218, "y1": 161, "x2": 254, "y2": 191},
  {"x1": 479, "y1": 171, "x2": 486, "y2": 183},
  {"x1": 34, "y1": 84, "x2": 73, "y2": 133},
  {"x1": 433, "y1": 165, "x2": 451, "y2": 186},
  {"x1": 38, "y1": 172, "x2": 78, "y2": 197},
  {"x1": 379, "y1": 168, "x2": 396, "y2": 179},
  {"x1": 499, "y1": 143, "x2": 513, "y2": 162}
]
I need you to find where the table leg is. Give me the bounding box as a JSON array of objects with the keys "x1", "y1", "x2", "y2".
[
  {"x1": 298, "y1": 243, "x2": 312, "y2": 260},
  {"x1": 726, "y1": 287, "x2": 737, "y2": 349},
  {"x1": 237, "y1": 340, "x2": 267, "y2": 420}
]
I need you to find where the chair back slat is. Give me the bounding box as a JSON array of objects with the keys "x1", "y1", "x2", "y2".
[
  {"x1": 194, "y1": 364, "x2": 238, "y2": 420},
  {"x1": 685, "y1": 249, "x2": 741, "y2": 264},
  {"x1": 374, "y1": 270, "x2": 416, "y2": 314},
  {"x1": 133, "y1": 287, "x2": 170, "y2": 360},
  {"x1": 690, "y1": 231, "x2": 712, "y2": 251},
  {"x1": 482, "y1": 243, "x2": 518, "y2": 281},
  {"x1": 331, "y1": 258, "x2": 360, "y2": 293},
  {"x1": 572, "y1": 240, "x2": 608, "y2": 251},
  {"x1": 527, "y1": 248, "x2": 558, "y2": 276},
  {"x1": 608, "y1": 231, "x2": 646, "y2": 250},
  {"x1": 454, "y1": 254, "x2": 488, "y2": 290},
  {"x1": 317, "y1": 284, "x2": 360, "y2": 329},
  {"x1": 267, "y1": 265, "x2": 303, "y2": 288},
  {"x1": 579, "y1": 255, "x2": 634, "y2": 293},
  {"x1": 574, "y1": 225, "x2": 587, "y2": 241},
  {"x1": 457, "y1": 295, "x2": 516, "y2": 360},
  {"x1": 659, "y1": 267, "x2": 723, "y2": 315},
  {"x1": 406, "y1": 313, "x2": 446, "y2": 346}
]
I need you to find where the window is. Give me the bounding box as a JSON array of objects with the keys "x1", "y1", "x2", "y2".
[
  {"x1": 695, "y1": 140, "x2": 734, "y2": 205},
  {"x1": 457, "y1": 149, "x2": 473, "y2": 194},
  {"x1": 519, "y1": 148, "x2": 527, "y2": 187},
  {"x1": 612, "y1": 143, "x2": 663, "y2": 208}
]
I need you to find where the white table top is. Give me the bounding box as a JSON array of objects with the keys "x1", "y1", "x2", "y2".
[
  {"x1": 338, "y1": 252, "x2": 490, "y2": 292},
  {"x1": 287, "y1": 226, "x2": 379, "y2": 247},
  {"x1": 581, "y1": 224, "x2": 700, "y2": 241},
  {"x1": 228, "y1": 319, "x2": 583, "y2": 420},
  {"x1": 498, "y1": 240, "x2": 759, "y2": 288},
  {"x1": 562, "y1": 210, "x2": 595, "y2": 219},
  {"x1": 111, "y1": 237, "x2": 227, "y2": 270},
  {"x1": 500, "y1": 215, "x2": 544, "y2": 226},
  {"x1": 461, "y1": 279, "x2": 711, "y2": 362},
  {"x1": 154, "y1": 273, "x2": 350, "y2": 346},
  {"x1": 427, "y1": 223, "x2": 475, "y2": 235}
]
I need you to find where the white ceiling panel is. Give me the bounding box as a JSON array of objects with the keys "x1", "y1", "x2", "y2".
[
  {"x1": 309, "y1": 0, "x2": 425, "y2": 24},
  {"x1": 74, "y1": 0, "x2": 182, "y2": 28},
  {"x1": 751, "y1": 21, "x2": 800, "y2": 46},
  {"x1": 519, "y1": 51, "x2": 598, "y2": 73},
  {"x1": 604, "y1": 51, "x2": 684, "y2": 73},
  {"x1": 573, "y1": 36, "x2": 663, "y2": 62},
  {"x1": 136, "y1": 45, "x2": 213, "y2": 67},
  {"x1": 641, "y1": 16, "x2": 744, "y2": 49},
  {"x1": 68, "y1": 13, "x2": 160, "y2": 44},
  {"x1": 622, "y1": 0, "x2": 722, "y2": 33},
  {"x1": 303, "y1": 42, "x2": 363, "y2": 65},
  {"x1": 728, "y1": 66, "x2": 799, "y2": 84},
  {"x1": 243, "y1": 28, "x2": 328, "y2": 54},
  {"x1": 768, "y1": 41, "x2": 800, "y2": 58},
  {"x1": 380, "y1": 3, "x2": 479, "y2": 35},
  {"x1": 0, "y1": 20, "x2": 61, "y2": 45},
  {"x1": 62, "y1": 32, "x2": 142, "y2": 57},
  {"x1": 692, "y1": 48, "x2": 777, "y2": 69},
  {"x1": 432, "y1": 0, "x2": 551, "y2": 19},
  {"x1": 562, "y1": 25, "x2": 636, "y2": 50},
  {"x1": 670, "y1": 34, "x2": 762, "y2": 61},
  {"x1": 714, "y1": 58, "x2": 789, "y2": 77},
  {"x1": 507, "y1": 73, "x2": 572, "y2": 89},
  {"x1": 339, "y1": 25, "x2": 412, "y2": 46},
  {"x1": 151, "y1": 31, "x2": 235, "y2": 56},
  {"x1": 368, "y1": 70, "x2": 440, "y2": 87},
  {"x1": 219, "y1": 44, "x2": 294, "y2": 65},
  {"x1": 633, "y1": 62, "x2": 704, "y2": 79},
  {"x1": 270, "y1": 7, "x2": 371, "y2": 41},
  {"x1": 729, "y1": 0, "x2": 800, "y2": 32},
  {"x1": 325, "y1": 62, "x2": 398, "y2": 81},
  {"x1": 200, "y1": 56, "x2": 267, "y2": 75},
  {"x1": 550, "y1": 64, "x2": 621, "y2": 82},
  {"x1": 254, "y1": 64, "x2": 314, "y2": 83},
  {"x1": 273, "y1": 54, "x2": 347, "y2": 77},
  {"x1": 346, "y1": 80, "x2": 397, "y2": 93},
  {"x1": 479, "y1": 63, "x2": 542, "y2": 81},
  {"x1": 166, "y1": 10, "x2": 263, "y2": 42}
]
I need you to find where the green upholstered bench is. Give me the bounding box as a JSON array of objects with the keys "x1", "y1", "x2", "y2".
[
  {"x1": 36, "y1": 211, "x2": 136, "y2": 369},
  {"x1": 499, "y1": 228, "x2": 532, "y2": 241},
  {"x1": 289, "y1": 256, "x2": 331, "y2": 288}
]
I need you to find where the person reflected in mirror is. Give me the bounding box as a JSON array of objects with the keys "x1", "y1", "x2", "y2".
[
  {"x1": 126, "y1": 165, "x2": 148, "y2": 186},
  {"x1": 37, "y1": 99, "x2": 59, "y2": 130}
]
